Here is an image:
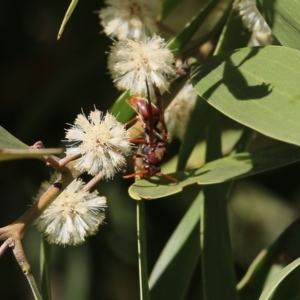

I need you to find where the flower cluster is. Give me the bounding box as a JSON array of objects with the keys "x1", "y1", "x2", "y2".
[
  {"x1": 36, "y1": 0, "x2": 176, "y2": 247},
  {"x1": 99, "y1": 0, "x2": 161, "y2": 40},
  {"x1": 108, "y1": 35, "x2": 175, "y2": 97},
  {"x1": 65, "y1": 109, "x2": 132, "y2": 179},
  {"x1": 35, "y1": 177, "x2": 106, "y2": 246}
]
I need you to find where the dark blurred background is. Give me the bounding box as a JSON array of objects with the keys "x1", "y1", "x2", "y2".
[{"x1": 1, "y1": 0, "x2": 300, "y2": 299}]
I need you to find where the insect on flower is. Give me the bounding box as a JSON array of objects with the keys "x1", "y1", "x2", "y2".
[{"x1": 123, "y1": 84, "x2": 178, "y2": 183}]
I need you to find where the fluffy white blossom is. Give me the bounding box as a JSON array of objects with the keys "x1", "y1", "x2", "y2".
[
  {"x1": 164, "y1": 82, "x2": 197, "y2": 141},
  {"x1": 235, "y1": 0, "x2": 272, "y2": 45},
  {"x1": 108, "y1": 35, "x2": 175, "y2": 97},
  {"x1": 99, "y1": 0, "x2": 161, "y2": 40},
  {"x1": 65, "y1": 109, "x2": 131, "y2": 178},
  {"x1": 35, "y1": 178, "x2": 106, "y2": 246}
]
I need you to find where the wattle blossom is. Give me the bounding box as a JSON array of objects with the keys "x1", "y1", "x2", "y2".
[
  {"x1": 164, "y1": 82, "x2": 197, "y2": 141},
  {"x1": 65, "y1": 109, "x2": 131, "y2": 179},
  {"x1": 108, "y1": 35, "x2": 175, "y2": 97},
  {"x1": 35, "y1": 177, "x2": 106, "y2": 246},
  {"x1": 99, "y1": 0, "x2": 160, "y2": 40},
  {"x1": 235, "y1": 0, "x2": 272, "y2": 45}
]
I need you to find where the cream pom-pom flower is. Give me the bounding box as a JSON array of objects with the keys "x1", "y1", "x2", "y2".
[
  {"x1": 164, "y1": 82, "x2": 197, "y2": 141},
  {"x1": 65, "y1": 109, "x2": 132, "y2": 179},
  {"x1": 108, "y1": 35, "x2": 175, "y2": 97},
  {"x1": 99, "y1": 0, "x2": 161, "y2": 40},
  {"x1": 235, "y1": 0, "x2": 272, "y2": 45},
  {"x1": 35, "y1": 178, "x2": 106, "y2": 246}
]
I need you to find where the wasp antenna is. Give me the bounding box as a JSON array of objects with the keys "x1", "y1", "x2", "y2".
[{"x1": 153, "y1": 84, "x2": 169, "y2": 141}]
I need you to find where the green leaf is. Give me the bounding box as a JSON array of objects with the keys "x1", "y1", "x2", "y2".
[
  {"x1": 128, "y1": 142, "x2": 300, "y2": 200},
  {"x1": 0, "y1": 125, "x2": 28, "y2": 149},
  {"x1": 201, "y1": 116, "x2": 238, "y2": 300},
  {"x1": 201, "y1": 182, "x2": 238, "y2": 300},
  {"x1": 57, "y1": 0, "x2": 78, "y2": 40},
  {"x1": 177, "y1": 97, "x2": 216, "y2": 171},
  {"x1": 136, "y1": 201, "x2": 151, "y2": 300},
  {"x1": 271, "y1": 266, "x2": 300, "y2": 300},
  {"x1": 0, "y1": 148, "x2": 63, "y2": 162},
  {"x1": 261, "y1": 0, "x2": 300, "y2": 50},
  {"x1": 149, "y1": 192, "x2": 202, "y2": 299},
  {"x1": 63, "y1": 245, "x2": 90, "y2": 300},
  {"x1": 167, "y1": 0, "x2": 220, "y2": 56},
  {"x1": 0, "y1": 126, "x2": 62, "y2": 161},
  {"x1": 259, "y1": 258, "x2": 300, "y2": 300},
  {"x1": 109, "y1": 91, "x2": 134, "y2": 124},
  {"x1": 191, "y1": 46, "x2": 300, "y2": 146},
  {"x1": 40, "y1": 239, "x2": 52, "y2": 300},
  {"x1": 238, "y1": 220, "x2": 300, "y2": 300},
  {"x1": 214, "y1": 3, "x2": 251, "y2": 54}
]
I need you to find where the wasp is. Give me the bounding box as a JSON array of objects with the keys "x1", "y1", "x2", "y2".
[{"x1": 123, "y1": 92, "x2": 177, "y2": 183}]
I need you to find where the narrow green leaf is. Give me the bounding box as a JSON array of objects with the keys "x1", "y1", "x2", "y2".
[
  {"x1": 191, "y1": 46, "x2": 300, "y2": 146},
  {"x1": 137, "y1": 201, "x2": 151, "y2": 300},
  {"x1": 201, "y1": 116, "x2": 238, "y2": 300},
  {"x1": 149, "y1": 192, "x2": 202, "y2": 299},
  {"x1": 57, "y1": 0, "x2": 78, "y2": 40},
  {"x1": 25, "y1": 273, "x2": 43, "y2": 300},
  {"x1": 64, "y1": 245, "x2": 90, "y2": 300},
  {"x1": 40, "y1": 239, "x2": 52, "y2": 300},
  {"x1": 238, "y1": 220, "x2": 300, "y2": 300},
  {"x1": 128, "y1": 142, "x2": 300, "y2": 200},
  {"x1": 201, "y1": 182, "x2": 238, "y2": 300},
  {"x1": 167, "y1": 0, "x2": 220, "y2": 56},
  {"x1": 238, "y1": 249, "x2": 276, "y2": 300},
  {"x1": 0, "y1": 125, "x2": 28, "y2": 149},
  {"x1": 177, "y1": 96, "x2": 216, "y2": 171},
  {"x1": 109, "y1": 91, "x2": 134, "y2": 123},
  {"x1": 259, "y1": 258, "x2": 300, "y2": 300},
  {"x1": 271, "y1": 266, "x2": 300, "y2": 300},
  {"x1": 214, "y1": 3, "x2": 251, "y2": 54}
]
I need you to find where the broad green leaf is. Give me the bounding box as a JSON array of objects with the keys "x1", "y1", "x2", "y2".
[
  {"x1": 0, "y1": 125, "x2": 28, "y2": 149},
  {"x1": 191, "y1": 46, "x2": 300, "y2": 146},
  {"x1": 259, "y1": 258, "x2": 300, "y2": 300},
  {"x1": 57, "y1": 0, "x2": 78, "y2": 40},
  {"x1": 149, "y1": 192, "x2": 202, "y2": 299},
  {"x1": 261, "y1": 0, "x2": 300, "y2": 50},
  {"x1": 167, "y1": 0, "x2": 220, "y2": 56},
  {"x1": 0, "y1": 149, "x2": 63, "y2": 162},
  {"x1": 162, "y1": 129, "x2": 242, "y2": 174},
  {"x1": 128, "y1": 142, "x2": 300, "y2": 200}
]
